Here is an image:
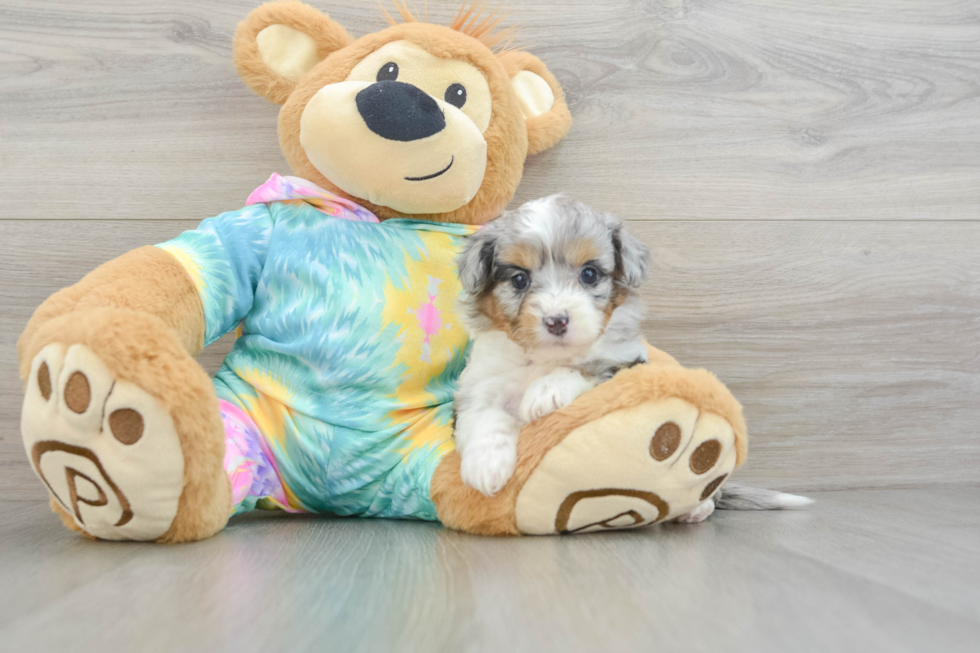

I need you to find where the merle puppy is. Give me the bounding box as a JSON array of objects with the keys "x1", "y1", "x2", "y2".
[
  {"x1": 452, "y1": 194, "x2": 812, "y2": 520},
  {"x1": 453, "y1": 195, "x2": 649, "y2": 496}
]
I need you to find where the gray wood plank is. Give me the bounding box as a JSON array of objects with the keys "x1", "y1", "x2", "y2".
[
  {"x1": 2, "y1": 1, "x2": 978, "y2": 650},
  {"x1": 1, "y1": 488, "x2": 978, "y2": 653},
  {"x1": 0, "y1": 0, "x2": 978, "y2": 221},
  {"x1": 2, "y1": 219, "x2": 978, "y2": 501},
  {"x1": 631, "y1": 219, "x2": 980, "y2": 491}
]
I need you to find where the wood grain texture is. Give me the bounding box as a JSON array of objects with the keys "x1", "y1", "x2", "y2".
[
  {"x1": 2, "y1": 219, "x2": 978, "y2": 500},
  {"x1": 1, "y1": 489, "x2": 979, "y2": 652},
  {"x1": 3, "y1": 2, "x2": 979, "y2": 650},
  {"x1": 1, "y1": 1, "x2": 979, "y2": 500},
  {"x1": 0, "y1": 0, "x2": 978, "y2": 220}
]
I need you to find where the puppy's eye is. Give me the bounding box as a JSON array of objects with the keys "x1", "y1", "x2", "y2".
[
  {"x1": 377, "y1": 62, "x2": 399, "y2": 82},
  {"x1": 580, "y1": 266, "x2": 599, "y2": 286},
  {"x1": 445, "y1": 83, "x2": 467, "y2": 109},
  {"x1": 511, "y1": 272, "x2": 530, "y2": 291}
]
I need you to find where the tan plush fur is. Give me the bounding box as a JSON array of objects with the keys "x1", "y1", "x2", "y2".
[
  {"x1": 20, "y1": 2, "x2": 750, "y2": 542},
  {"x1": 498, "y1": 51, "x2": 573, "y2": 155},
  {"x1": 277, "y1": 23, "x2": 529, "y2": 225},
  {"x1": 235, "y1": 1, "x2": 571, "y2": 225},
  {"x1": 49, "y1": 496, "x2": 92, "y2": 538},
  {"x1": 19, "y1": 246, "x2": 206, "y2": 376},
  {"x1": 234, "y1": 1, "x2": 354, "y2": 104},
  {"x1": 431, "y1": 342, "x2": 747, "y2": 536},
  {"x1": 384, "y1": 1, "x2": 517, "y2": 52},
  {"x1": 19, "y1": 249, "x2": 230, "y2": 543}
]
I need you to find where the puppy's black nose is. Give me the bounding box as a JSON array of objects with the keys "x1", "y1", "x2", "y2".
[
  {"x1": 356, "y1": 81, "x2": 446, "y2": 142},
  {"x1": 544, "y1": 314, "x2": 569, "y2": 336}
]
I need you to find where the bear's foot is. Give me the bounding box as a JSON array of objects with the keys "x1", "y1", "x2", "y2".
[
  {"x1": 515, "y1": 397, "x2": 736, "y2": 534},
  {"x1": 22, "y1": 344, "x2": 186, "y2": 541},
  {"x1": 431, "y1": 361, "x2": 746, "y2": 536},
  {"x1": 20, "y1": 307, "x2": 232, "y2": 543}
]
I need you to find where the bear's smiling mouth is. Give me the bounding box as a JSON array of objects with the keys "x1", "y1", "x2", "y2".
[{"x1": 405, "y1": 156, "x2": 454, "y2": 181}]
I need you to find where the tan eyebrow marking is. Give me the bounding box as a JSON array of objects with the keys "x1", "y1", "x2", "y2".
[
  {"x1": 500, "y1": 243, "x2": 541, "y2": 270},
  {"x1": 565, "y1": 238, "x2": 600, "y2": 267}
]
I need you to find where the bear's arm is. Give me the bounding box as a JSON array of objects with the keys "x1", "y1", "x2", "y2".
[
  {"x1": 18, "y1": 204, "x2": 275, "y2": 381},
  {"x1": 155, "y1": 204, "x2": 275, "y2": 348},
  {"x1": 17, "y1": 245, "x2": 206, "y2": 383}
]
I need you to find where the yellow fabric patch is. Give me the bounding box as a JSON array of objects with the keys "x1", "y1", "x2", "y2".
[
  {"x1": 380, "y1": 230, "x2": 467, "y2": 461},
  {"x1": 233, "y1": 367, "x2": 295, "y2": 446}
]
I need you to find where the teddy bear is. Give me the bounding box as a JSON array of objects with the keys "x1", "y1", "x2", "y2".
[{"x1": 17, "y1": 1, "x2": 747, "y2": 542}]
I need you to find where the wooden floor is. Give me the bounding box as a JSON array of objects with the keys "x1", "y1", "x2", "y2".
[
  {"x1": 1, "y1": 1, "x2": 979, "y2": 650},
  {"x1": 1, "y1": 488, "x2": 978, "y2": 653}
]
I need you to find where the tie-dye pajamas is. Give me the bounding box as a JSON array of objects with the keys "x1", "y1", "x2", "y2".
[{"x1": 157, "y1": 175, "x2": 476, "y2": 519}]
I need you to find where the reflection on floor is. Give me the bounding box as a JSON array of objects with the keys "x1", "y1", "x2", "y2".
[{"x1": 1, "y1": 488, "x2": 978, "y2": 653}]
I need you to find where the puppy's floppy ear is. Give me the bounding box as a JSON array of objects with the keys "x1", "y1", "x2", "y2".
[
  {"x1": 457, "y1": 226, "x2": 500, "y2": 295},
  {"x1": 234, "y1": 0, "x2": 354, "y2": 104},
  {"x1": 497, "y1": 51, "x2": 573, "y2": 155},
  {"x1": 612, "y1": 223, "x2": 650, "y2": 288}
]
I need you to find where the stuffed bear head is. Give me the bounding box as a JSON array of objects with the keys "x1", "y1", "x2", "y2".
[{"x1": 233, "y1": 1, "x2": 572, "y2": 224}]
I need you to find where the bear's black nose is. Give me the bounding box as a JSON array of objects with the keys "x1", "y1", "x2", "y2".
[{"x1": 356, "y1": 81, "x2": 446, "y2": 142}]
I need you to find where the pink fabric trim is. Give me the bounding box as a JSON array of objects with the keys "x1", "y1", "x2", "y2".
[
  {"x1": 221, "y1": 399, "x2": 303, "y2": 513},
  {"x1": 246, "y1": 173, "x2": 379, "y2": 223}
]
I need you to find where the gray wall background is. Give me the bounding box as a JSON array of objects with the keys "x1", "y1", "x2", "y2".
[{"x1": 1, "y1": 0, "x2": 978, "y2": 500}]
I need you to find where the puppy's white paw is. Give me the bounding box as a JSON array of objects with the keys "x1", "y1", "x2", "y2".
[
  {"x1": 674, "y1": 499, "x2": 715, "y2": 524},
  {"x1": 519, "y1": 369, "x2": 593, "y2": 423},
  {"x1": 460, "y1": 437, "x2": 518, "y2": 497}
]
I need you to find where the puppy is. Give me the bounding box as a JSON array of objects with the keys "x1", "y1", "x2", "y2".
[{"x1": 453, "y1": 195, "x2": 650, "y2": 497}]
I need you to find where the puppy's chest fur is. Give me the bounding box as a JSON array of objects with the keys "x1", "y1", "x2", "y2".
[
  {"x1": 460, "y1": 329, "x2": 649, "y2": 422},
  {"x1": 463, "y1": 332, "x2": 564, "y2": 420}
]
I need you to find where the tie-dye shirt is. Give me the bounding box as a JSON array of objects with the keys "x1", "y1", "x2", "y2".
[{"x1": 157, "y1": 175, "x2": 477, "y2": 520}]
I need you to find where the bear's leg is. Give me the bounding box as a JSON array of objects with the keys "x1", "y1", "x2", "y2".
[
  {"x1": 20, "y1": 309, "x2": 232, "y2": 542},
  {"x1": 431, "y1": 350, "x2": 746, "y2": 536},
  {"x1": 217, "y1": 395, "x2": 307, "y2": 515}
]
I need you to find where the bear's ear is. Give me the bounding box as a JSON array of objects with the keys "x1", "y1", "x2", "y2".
[
  {"x1": 234, "y1": 1, "x2": 354, "y2": 104},
  {"x1": 497, "y1": 51, "x2": 573, "y2": 155}
]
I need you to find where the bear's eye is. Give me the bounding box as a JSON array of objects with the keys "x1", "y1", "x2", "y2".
[
  {"x1": 377, "y1": 62, "x2": 399, "y2": 82},
  {"x1": 445, "y1": 83, "x2": 467, "y2": 109},
  {"x1": 580, "y1": 266, "x2": 599, "y2": 286},
  {"x1": 511, "y1": 272, "x2": 530, "y2": 291}
]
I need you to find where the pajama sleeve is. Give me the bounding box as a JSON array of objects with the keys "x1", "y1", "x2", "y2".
[{"x1": 155, "y1": 203, "x2": 274, "y2": 347}]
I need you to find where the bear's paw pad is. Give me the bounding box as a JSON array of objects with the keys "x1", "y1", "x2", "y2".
[
  {"x1": 515, "y1": 398, "x2": 736, "y2": 535},
  {"x1": 21, "y1": 344, "x2": 184, "y2": 541}
]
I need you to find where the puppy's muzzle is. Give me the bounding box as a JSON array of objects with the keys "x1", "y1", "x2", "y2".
[
  {"x1": 356, "y1": 81, "x2": 446, "y2": 142},
  {"x1": 544, "y1": 313, "x2": 569, "y2": 336}
]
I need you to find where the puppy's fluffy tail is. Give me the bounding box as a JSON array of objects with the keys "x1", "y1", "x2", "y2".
[{"x1": 715, "y1": 483, "x2": 813, "y2": 510}]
